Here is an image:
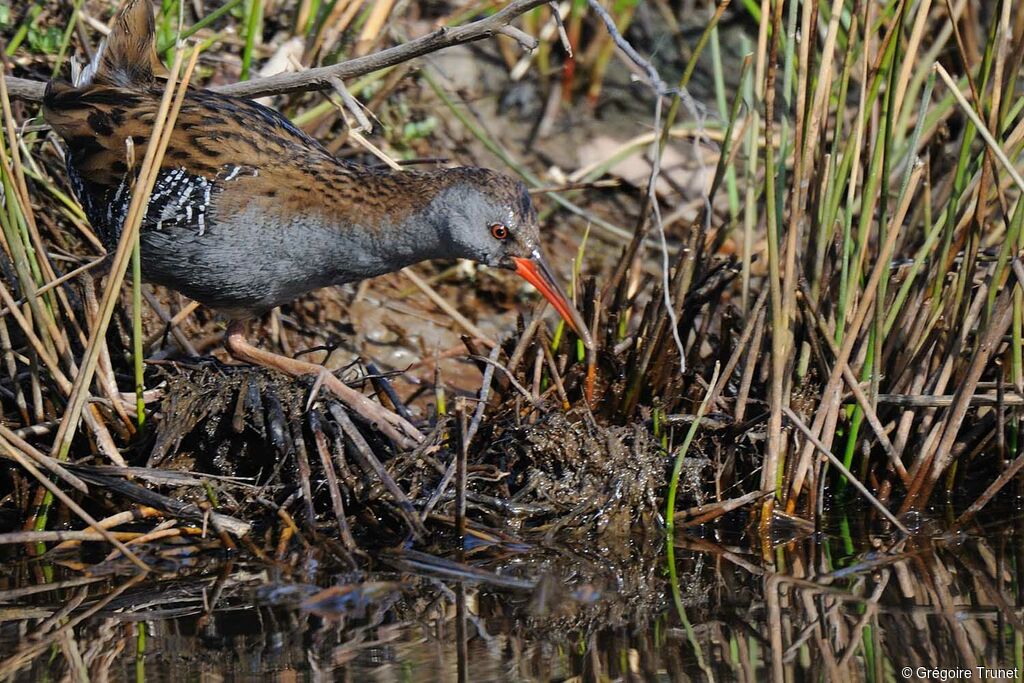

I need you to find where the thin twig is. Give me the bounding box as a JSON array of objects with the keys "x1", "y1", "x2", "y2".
[
  {"x1": 6, "y1": 0, "x2": 552, "y2": 103},
  {"x1": 329, "y1": 403, "x2": 428, "y2": 539},
  {"x1": 402, "y1": 268, "x2": 497, "y2": 347},
  {"x1": 0, "y1": 257, "x2": 105, "y2": 317},
  {"x1": 676, "y1": 489, "x2": 772, "y2": 527},
  {"x1": 0, "y1": 426, "x2": 87, "y2": 493},
  {"x1": 469, "y1": 354, "x2": 539, "y2": 406},
  {"x1": 783, "y1": 406, "x2": 910, "y2": 535},
  {"x1": 466, "y1": 343, "x2": 502, "y2": 445},
  {"x1": 870, "y1": 393, "x2": 1024, "y2": 407},
  {"x1": 934, "y1": 62, "x2": 1024, "y2": 193},
  {"x1": 311, "y1": 410, "x2": 357, "y2": 552}
]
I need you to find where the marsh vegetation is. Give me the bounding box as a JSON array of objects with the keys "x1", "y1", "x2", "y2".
[{"x1": 0, "y1": 0, "x2": 1022, "y2": 678}]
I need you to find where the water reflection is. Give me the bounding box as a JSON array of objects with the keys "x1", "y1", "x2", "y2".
[{"x1": 0, "y1": 505, "x2": 1020, "y2": 681}]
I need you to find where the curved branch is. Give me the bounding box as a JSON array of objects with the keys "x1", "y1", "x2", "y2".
[
  {"x1": 4, "y1": 0, "x2": 546, "y2": 103},
  {"x1": 5, "y1": 77, "x2": 44, "y2": 102}
]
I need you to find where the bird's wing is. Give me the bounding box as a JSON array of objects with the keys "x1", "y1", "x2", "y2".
[{"x1": 44, "y1": 82, "x2": 339, "y2": 244}]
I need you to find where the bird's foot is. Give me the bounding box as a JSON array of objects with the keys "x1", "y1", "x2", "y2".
[
  {"x1": 224, "y1": 322, "x2": 423, "y2": 448},
  {"x1": 312, "y1": 366, "x2": 424, "y2": 448}
]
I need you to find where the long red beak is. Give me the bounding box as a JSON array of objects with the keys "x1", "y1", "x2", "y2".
[{"x1": 513, "y1": 251, "x2": 593, "y2": 349}]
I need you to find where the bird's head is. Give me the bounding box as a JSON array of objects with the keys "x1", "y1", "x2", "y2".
[{"x1": 429, "y1": 168, "x2": 592, "y2": 348}]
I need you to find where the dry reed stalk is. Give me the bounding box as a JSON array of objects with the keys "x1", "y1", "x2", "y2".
[
  {"x1": 454, "y1": 398, "x2": 468, "y2": 544},
  {"x1": 766, "y1": 574, "x2": 784, "y2": 683},
  {"x1": 0, "y1": 101, "x2": 97, "y2": 454},
  {"x1": 903, "y1": 260, "x2": 1013, "y2": 493},
  {"x1": 935, "y1": 62, "x2": 1024, "y2": 193},
  {"x1": 0, "y1": 259, "x2": 105, "y2": 321},
  {"x1": 902, "y1": 268, "x2": 1018, "y2": 510},
  {"x1": 329, "y1": 403, "x2": 428, "y2": 538},
  {"x1": 51, "y1": 507, "x2": 163, "y2": 551},
  {"x1": 0, "y1": 71, "x2": 67, "y2": 341},
  {"x1": 312, "y1": 413, "x2": 358, "y2": 551},
  {"x1": 50, "y1": 47, "x2": 199, "y2": 460},
  {"x1": 506, "y1": 304, "x2": 545, "y2": 374},
  {"x1": 355, "y1": 0, "x2": 395, "y2": 56},
  {"x1": 140, "y1": 289, "x2": 199, "y2": 355},
  {"x1": 876, "y1": 393, "x2": 1024, "y2": 407},
  {"x1": 952, "y1": 445, "x2": 1024, "y2": 527},
  {"x1": 676, "y1": 489, "x2": 771, "y2": 528},
  {"x1": 795, "y1": 586, "x2": 842, "y2": 679},
  {"x1": 797, "y1": 283, "x2": 907, "y2": 483},
  {"x1": 892, "y1": 0, "x2": 935, "y2": 122},
  {"x1": 0, "y1": 281, "x2": 72, "y2": 391},
  {"x1": 294, "y1": 0, "x2": 315, "y2": 34},
  {"x1": 80, "y1": 271, "x2": 134, "y2": 432},
  {"x1": 0, "y1": 432, "x2": 147, "y2": 569},
  {"x1": 0, "y1": 317, "x2": 28, "y2": 425},
  {"x1": 465, "y1": 342, "x2": 501, "y2": 444},
  {"x1": 538, "y1": 328, "x2": 570, "y2": 410},
  {"x1": 0, "y1": 577, "x2": 105, "y2": 603},
  {"x1": 0, "y1": 155, "x2": 65, "y2": 370},
  {"x1": 758, "y1": 0, "x2": 786, "y2": 540},
  {"x1": 471, "y1": 353, "x2": 538, "y2": 406},
  {"x1": 786, "y1": 163, "x2": 922, "y2": 506},
  {"x1": 837, "y1": 573, "x2": 890, "y2": 668},
  {"x1": 309, "y1": 0, "x2": 361, "y2": 58},
  {"x1": 783, "y1": 407, "x2": 909, "y2": 534},
  {"x1": 105, "y1": 524, "x2": 192, "y2": 559},
  {"x1": 955, "y1": 550, "x2": 1024, "y2": 630},
  {"x1": 838, "y1": 1, "x2": 870, "y2": 272},
  {"x1": 291, "y1": 420, "x2": 317, "y2": 525},
  {"x1": 798, "y1": 0, "x2": 843, "y2": 202},
  {"x1": 0, "y1": 429, "x2": 86, "y2": 493},
  {"x1": 705, "y1": 287, "x2": 769, "y2": 410},
  {"x1": 734, "y1": 306, "x2": 766, "y2": 424}
]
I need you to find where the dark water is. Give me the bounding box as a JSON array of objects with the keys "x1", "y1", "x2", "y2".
[{"x1": 1, "y1": 502, "x2": 1021, "y2": 681}]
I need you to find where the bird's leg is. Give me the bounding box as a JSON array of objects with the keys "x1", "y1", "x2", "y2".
[{"x1": 224, "y1": 321, "x2": 423, "y2": 448}]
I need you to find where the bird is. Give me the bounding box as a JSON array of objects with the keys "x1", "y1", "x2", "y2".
[{"x1": 43, "y1": 0, "x2": 591, "y2": 448}]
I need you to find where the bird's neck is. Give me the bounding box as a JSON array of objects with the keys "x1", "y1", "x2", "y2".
[{"x1": 309, "y1": 167, "x2": 462, "y2": 281}]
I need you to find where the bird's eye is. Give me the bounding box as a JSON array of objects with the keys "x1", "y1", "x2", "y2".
[{"x1": 490, "y1": 223, "x2": 510, "y2": 240}]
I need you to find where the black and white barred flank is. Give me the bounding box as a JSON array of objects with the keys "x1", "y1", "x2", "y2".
[{"x1": 69, "y1": 162, "x2": 258, "y2": 249}]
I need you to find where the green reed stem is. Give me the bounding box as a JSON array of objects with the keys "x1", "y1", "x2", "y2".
[
  {"x1": 666, "y1": 539, "x2": 713, "y2": 679},
  {"x1": 5, "y1": 2, "x2": 43, "y2": 56},
  {"x1": 157, "y1": 0, "x2": 244, "y2": 53},
  {"x1": 135, "y1": 622, "x2": 146, "y2": 683},
  {"x1": 711, "y1": 25, "x2": 739, "y2": 220},
  {"x1": 665, "y1": 363, "x2": 719, "y2": 532},
  {"x1": 50, "y1": 0, "x2": 85, "y2": 79},
  {"x1": 552, "y1": 223, "x2": 590, "y2": 359},
  {"x1": 741, "y1": 32, "x2": 756, "y2": 315},
  {"x1": 240, "y1": 0, "x2": 263, "y2": 80}
]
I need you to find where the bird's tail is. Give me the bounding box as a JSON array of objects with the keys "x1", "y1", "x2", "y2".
[{"x1": 75, "y1": 0, "x2": 166, "y2": 87}]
